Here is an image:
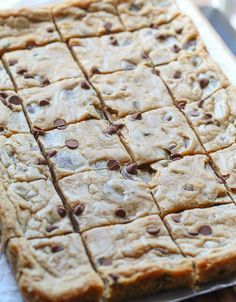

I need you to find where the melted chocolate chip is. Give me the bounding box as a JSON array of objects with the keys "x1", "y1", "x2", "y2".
[
  {"x1": 172, "y1": 44, "x2": 180, "y2": 53},
  {"x1": 126, "y1": 163, "x2": 138, "y2": 175},
  {"x1": 17, "y1": 68, "x2": 28, "y2": 75},
  {"x1": 155, "y1": 33, "x2": 167, "y2": 40},
  {"x1": 98, "y1": 257, "x2": 113, "y2": 266},
  {"x1": 57, "y1": 207, "x2": 66, "y2": 218},
  {"x1": 65, "y1": 139, "x2": 79, "y2": 149},
  {"x1": 146, "y1": 226, "x2": 160, "y2": 236},
  {"x1": 173, "y1": 70, "x2": 181, "y2": 79},
  {"x1": 51, "y1": 245, "x2": 64, "y2": 253},
  {"x1": 8, "y1": 95, "x2": 21, "y2": 105},
  {"x1": 114, "y1": 207, "x2": 126, "y2": 218},
  {"x1": 73, "y1": 204, "x2": 85, "y2": 216},
  {"x1": 41, "y1": 79, "x2": 51, "y2": 87},
  {"x1": 172, "y1": 214, "x2": 181, "y2": 223},
  {"x1": 39, "y1": 99, "x2": 50, "y2": 106},
  {"x1": 131, "y1": 112, "x2": 142, "y2": 120},
  {"x1": 0, "y1": 125, "x2": 5, "y2": 131},
  {"x1": 107, "y1": 159, "x2": 120, "y2": 170},
  {"x1": 47, "y1": 27, "x2": 54, "y2": 33},
  {"x1": 199, "y1": 225, "x2": 212, "y2": 236},
  {"x1": 199, "y1": 78, "x2": 209, "y2": 89},
  {"x1": 46, "y1": 225, "x2": 58, "y2": 232},
  {"x1": 80, "y1": 81, "x2": 90, "y2": 89},
  {"x1": 0, "y1": 92, "x2": 8, "y2": 99},
  {"x1": 53, "y1": 119, "x2": 66, "y2": 129},
  {"x1": 47, "y1": 150, "x2": 57, "y2": 158}
]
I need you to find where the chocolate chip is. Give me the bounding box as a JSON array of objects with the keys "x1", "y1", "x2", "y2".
[
  {"x1": 0, "y1": 125, "x2": 5, "y2": 131},
  {"x1": 107, "y1": 124, "x2": 117, "y2": 135},
  {"x1": 47, "y1": 27, "x2": 54, "y2": 33},
  {"x1": 170, "y1": 154, "x2": 183, "y2": 161},
  {"x1": 173, "y1": 70, "x2": 181, "y2": 79},
  {"x1": 172, "y1": 44, "x2": 180, "y2": 53},
  {"x1": 53, "y1": 119, "x2": 66, "y2": 129},
  {"x1": 155, "y1": 33, "x2": 167, "y2": 40},
  {"x1": 176, "y1": 28, "x2": 183, "y2": 34},
  {"x1": 98, "y1": 257, "x2": 113, "y2": 266},
  {"x1": 91, "y1": 66, "x2": 100, "y2": 75},
  {"x1": 73, "y1": 204, "x2": 85, "y2": 216},
  {"x1": 107, "y1": 159, "x2": 120, "y2": 170},
  {"x1": 131, "y1": 112, "x2": 142, "y2": 120},
  {"x1": 204, "y1": 113, "x2": 212, "y2": 119},
  {"x1": 8, "y1": 95, "x2": 21, "y2": 105},
  {"x1": 110, "y1": 37, "x2": 118, "y2": 46},
  {"x1": 199, "y1": 78, "x2": 209, "y2": 89},
  {"x1": 146, "y1": 226, "x2": 160, "y2": 236},
  {"x1": 41, "y1": 79, "x2": 51, "y2": 87},
  {"x1": 65, "y1": 139, "x2": 79, "y2": 149},
  {"x1": 26, "y1": 40, "x2": 36, "y2": 49},
  {"x1": 172, "y1": 214, "x2": 181, "y2": 223},
  {"x1": 0, "y1": 92, "x2": 8, "y2": 99},
  {"x1": 104, "y1": 22, "x2": 112, "y2": 32},
  {"x1": 9, "y1": 59, "x2": 17, "y2": 66},
  {"x1": 126, "y1": 163, "x2": 138, "y2": 175},
  {"x1": 38, "y1": 157, "x2": 48, "y2": 165},
  {"x1": 47, "y1": 150, "x2": 57, "y2": 158},
  {"x1": 17, "y1": 68, "x2": 27, "y2": 75},
  {"x1": 51, "y1": 245, "x2": 64, "y2": 253},
  {"x1": 199, "y1": 225, "x2": 212, "y2": 236},
  {"x1": 114, "y1": 208, "x2": 126, "y2": 218},
  {"x1": 39, "y1": 99, "x2": 50, "y2": 106},
  {"x1": 198, "y1": 100, "x2": 204, "y2": 108},
  {"x1": 46, "y1": 225, "x2": 58, "y2": 232},
  {"x1": 188, "y1": 229, "x2": 199, "y2": 236},
  {"x1": 80, "y1": 81, "x2": 90, "y2": 89},
  {"x1": 57, "y1": 207, "x2": 66, "y2": 218},
  {"x1": 24, "y1": 73, "x2": 34, "y2": 79}
]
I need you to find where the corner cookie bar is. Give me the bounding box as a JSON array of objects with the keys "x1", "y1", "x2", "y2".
[
  {"x1": 117, "y1": 0, "x2": 180, "y2": 31},
  {"x1": 164, "y1": 204, "x2": 236, "y2": 284},
  {"x1": 3, "y1": 42, "x2": 82, "y2": 89},
  {"x1": 0, "y1": 60, "x2": 14, "y2": 90},
  {"x1": 158, "y1": 49, "x2": 229, "y2": 103},
  {"x1": 118, "y1": 107, "x2": 204, "y2": 165},
  {"x1": 91, "y1": 65, "x2": 173, "y2": 119},
  {"x1": 38, "y1": 119, "x2": 131, "y2": 179},
  {"x1": 0, "y1": 90, "x2": 29, "y2": 137},
  {"x1": 138, "y1": 14, "x2": 203, "y2": 66},
  {"x1": 150, "y1": 155, "x2": 231, "y2": 216},
  {"x1": 70, "y1": 31, "x2": 148, "y2": 76},
  {"x1": 0, "y1": 8, "x2": 59, "y2": 55},
  {"x1": 0, "y1": 133, "x2": 50, "y2": 182},
  {"x1": 53, "y1": 0, "x2": 123, "y2": 40},
  {"x1": 183, "y1": 86, "x2": 236, "y2": 153},
  {"x1": 83, "y1": 215, "x2": 193, "y2": 302},
  {"x1": 19, "y1": 78, "x2": 101, "y2": 131},
  {"x1": 7, "y1": 234, "x2": 104, "y2": 302},
  {"x1": 0, "y1": 179, "x2": 72, "y2": 248},
  {"x1": 58, "y1": 169, "x2": 157, "y2": 231}
]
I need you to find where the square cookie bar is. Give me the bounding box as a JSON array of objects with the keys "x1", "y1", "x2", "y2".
[
  {"x1": 83, "y1": 215, "x2": 193, "y2": 302},
  {"x1": 0, "y1": 60, "x2": 14, "y2": 90},
  {"x1": 0, "y1": 179, "x2": 72, "y2": 248},
  {"x1": 117, "y1": 0, "x2": 180, "y2": 31},
  {"x1": 158, "y1": 49, "x2": 229, "y2": 103},
  {"x1": 183, "y1": 86, "x2": 236, "y2": 153},
  {"x1": 210, "y1": 143, "x2": 236, "y2": 198},
  {"x1": 38, "y1": 119, "x2": 131, "y2": 179},
  {"x1": 91, "y1": 65, "x2": 173, "y2": 119},
  {"x1": 164, "y1": 204, "x2": 236, "y2": 284},
  {"x1": 7, "y1": 234, "x2": 104, "y2": 302},
  {"x1": 70, "y1": 31, "x2": 148, "y2": 76},
  {"x1": 0, "y1": 8, "x2": 59, "y2": 54},
  {"x1": 3, "y1": 42, "x2": 82, "y2": 89},
  {"x1": 118, "y1": 107, "x2": 203, "y2": 165},
  {"x1": 0, "y1": 133, "x2": 50, "y2": 182},
  {"x1": 0, "y1": 90, "x2": 29, "y2": 137},
  {"x1": 138, "y1": 14, "x2": 202, "y2": 66},
  {"x1": 58, "y1": 169, "x2": 157, "y2": 231},
  {"x1": 53, "y1": 0, "x2": 123, "y2": 40},
  {"x1": 19, "y1": 78, "x2": 101, "y2": 131},
  {"x1": 150, "y1": 155, "x2": 231, "y2": 216}
]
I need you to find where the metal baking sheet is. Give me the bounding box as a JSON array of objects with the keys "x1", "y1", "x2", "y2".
[{"x1": 0, "y1": 0, "x2": 236, "y2": 301}]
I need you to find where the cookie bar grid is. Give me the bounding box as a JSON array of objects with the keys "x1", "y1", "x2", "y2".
[{"x1": 0, "y1": 0, "x2": 235, "y2": 302}]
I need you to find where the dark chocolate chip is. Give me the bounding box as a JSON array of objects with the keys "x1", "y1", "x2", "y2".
[
  {"x1": 26, "y1": 40, "x2": 36, "y2": 49},
  {"x1": 172, "y1": 214, "x2": 181, "y2": 223},
  {"x1": 80, "y1": 81, "x2": 90, "y2": 89},
  {"x1": 41, "y1": 78, "x2": 51, "y2": 87},
  {"x1": 170, "y1": 154, "x2": 183, "y2": 161},
  {"x1": 57, "y1": 207, "x2": 66, "y2": 218},
  {"x1": 98, "y1": 257, "x2": 113, "y2": 266},
  {"x1": 188, "y1": 229, "x2": 199, "y2": 236},
  {"x1": 107, "y1": 159, "x2": 120, "y2": 170},
  {"x1": 8, "y1": 95, "x2": 21, "y2": 105},
  {"x1": 46, "y1": 225, "x2": 58, "y2": 232},
  {"x1": 110, "y1": 37, "x2": 118, "y2": 46},
  {"x1": 73, "y1": 204, "x2": 85, "y2": 216},
  {"x1": 199, "y1": 78, "x2": 209, "y2": 89},
  {"x1": 47, "y1": 150, "x2": 57, "y2": 158},
  {"x1": 198, "y1": 100, "x2": 204, "y2": 108},
  {"x1": 39, "y1": 99, "x2": 50, "y2": 106},
  {"x1": 47, "y1": 27, "x2": 54, "y2": 33},
  {"x1": 53, "y1": 119, "x2": 66, "y2": 129},
  {"x1": 199, "y1": 225, "x2": 212, "y2": 236},
  {"x1": 24, "y1": 73, "x2": 34, "y2": 79},
  {"x1": 173, "y1": 70, "x2": 182, "y2": 79},
  {"x1": 172, "y1": 44, "x2": 180, "y2": 53},
  {"x1": 0, "y1": 125, "x2": 5, "y2": 131},
  {"x1": 126, "y1": 163, "x2": 138, "y2": 175},
  {"x1": 65, "y1": 139, "x2": 79, "y2": 149},
  {"x1": 146, "y1": 226, "x2": 160, "y2": 236},
  {"x1": 51, "y1": 245, "x2": 64, "y2": 253},
  {"x1": 104, "y1": 22, "x2": 112, "y2": 32},
  {"x1": 176, "y1": 28, "x2": 183, "y2": 34},
  {"x1": 131, "y1": 112, "x2": 142, "y2": 120},
  {"x1": 0, "y1": 92, "x2": 8, "y2": 99},
  {"x1": 17, "y1": 68, "x2": 27, "y2": 75},
  {"x1": 155, "y1": 33, "x2": 167, "y2": 40},
  {"x1": 114, "y1": 207, "x2": 126, "y2": 218}
]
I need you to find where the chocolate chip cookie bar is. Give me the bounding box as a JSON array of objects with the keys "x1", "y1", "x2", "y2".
[
  {"x1": 3, "y1": 42, "x2": 82, "y2": 89},
  {"x1": 58, "y1": 169, "x2": 157, "y2": 231},
  {"x1": 150, "y1": 155, "x2": 231, "y2": 216},
  {"x1": 83, "y1": 215, "x2": 193, "y2": 302},
  {"x1": 6, "y1": 234, "x2": 104, "y2": 302},
  {"x1": 164, "y1": 204, "x2": 236, "y2": 284},
  {"x1": 38, "y1": 119, "x2": 131, "y2": 179},
  {"x1": 53, "y1": 0, "x2": 124, "y2": 40},
  {"x1": 117, "y1": 0, "x2": 180, "y2": 31},
  {"x1": 0, "y1": 60, "x2": 14, "y2": 90},
  {"x1": 118, "y1": 107, "x2": 204, "y2": 164},
  {"x1": 0, "y1": 91, "x2": 29, "y2": 136},
  {"x1": 19, "y1": 78, "x2": 101, "y2": 131},
  {"x1": 70, "y1": 31, "x2": 148, "y2": 76},
  {"x1": 0, "y1": 8, "x2": 59, "y2": 55},
  {"x1": 91, "y1": 65, "x2": 173, "y2": 118}
]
